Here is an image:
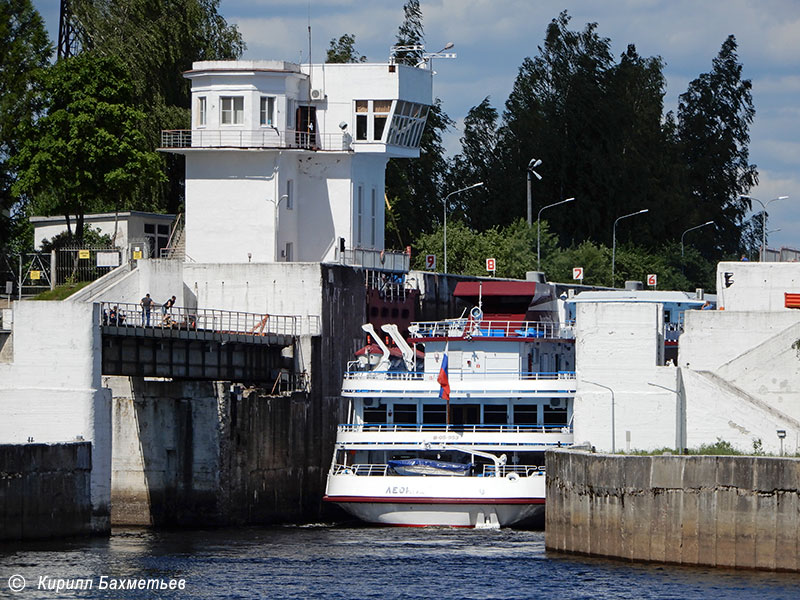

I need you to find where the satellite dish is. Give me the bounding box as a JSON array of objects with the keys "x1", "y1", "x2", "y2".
[{"x1": 470, "y1": 306, "x2": 483, "y2": 322}]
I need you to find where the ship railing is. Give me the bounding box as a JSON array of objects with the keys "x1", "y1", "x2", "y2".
[
  {"x1": 342, "y1": 368, "x2": 576, "y2": 381},
  {"x1": 330, "y1": 462, "x2": 545, "y2": 477},
  {"x1": 331, "y1": 463, "x2": 389, "y2": 476},
  {"x1": 482, "y1": 464, "x2": 546, "y2": 477},
  {"x1": 409, "y1": 319, "x2": 575, "y2": 340},
  {"x1": 337, "y1": 423, "x2": 572, "y2": 434},
  {"x1": 160, "y1": 129, "x2": 350, "y2": 151}
]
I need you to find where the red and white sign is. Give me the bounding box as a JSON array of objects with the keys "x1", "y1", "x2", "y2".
[
  {"x1": 573, "y1": 267, "x2": 584, "y2": 281},
  {"x1": 486, "y1": 258, "x2": 496, "y2": 272},
  {"x1": 425, "y1": 254, "x2": 436, "y2": 270},
  {"x1": 647, "y1": 273, "x2": 657, "y2": 287}
]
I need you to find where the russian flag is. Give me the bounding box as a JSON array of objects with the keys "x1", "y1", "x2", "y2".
[{"x1": 437, "y1": 353, "x2": 450, "y2": 401}]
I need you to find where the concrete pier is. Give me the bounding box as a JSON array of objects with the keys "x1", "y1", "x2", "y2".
[
  {"x1": 1, "y1": 443, "x2": 93, "y2": 540},
  {"x1": 545, "y1": 450, "x2": 800, "y2": 571}
]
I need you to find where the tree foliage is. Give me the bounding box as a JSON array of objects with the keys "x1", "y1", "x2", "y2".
[
  {"x1": 326, "y1": 34, "x2": 367, "y2": 63},
  {"x1": 385, "y1": 1, "x2": 452, "y2": 247},
  {"x1": 677, "y1": 34, "x2": 757, "y2": 256},
  {"x1": 409, "y1": 11, "x2": 757, "y2": 292},
  {"x1": 12, "y1": 52, "x2": 165, "y2": 242},
  {"x1": 0, "y1": 0, "x2": 52, "y2": 253},
  {"x1": 69, "y1": 0, "x2": 245, "y2": 213}
]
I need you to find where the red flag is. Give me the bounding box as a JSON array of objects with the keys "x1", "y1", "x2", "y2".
[{"x1": 437, "y1": 353, "x2": 450, "y2": 401}]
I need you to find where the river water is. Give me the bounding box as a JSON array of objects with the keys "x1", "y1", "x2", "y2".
[{"x1": 2, "y1": 526, "x2": 799, "y2": 599}]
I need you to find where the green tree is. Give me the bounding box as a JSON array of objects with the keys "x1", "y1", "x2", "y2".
[
  {"x1": 385, "y1": 0, "x2": 452, "y2": 245},
  {"x1": 12, "y1": 52, "x2": 165, "y2": 243},
  {"x1": 69, "y1": 0, "x2": 245, "y2": 213},
  {"x1": 677, "y1": 35, "x2": 757, "y2": 257},
  {"x1": 326, "y1": 34, "x2": 367, "y2": 63},
  {"x1": 447, "y1": 97, "x2": 500, "y2": 228},
  {"x1": 0, "y1": 0, "x2": 52, "y2": 254}
]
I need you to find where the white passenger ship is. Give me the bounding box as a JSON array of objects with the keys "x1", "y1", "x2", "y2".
[{"x1": 324, "y1": 281, "x2": 576, "y2": 528}]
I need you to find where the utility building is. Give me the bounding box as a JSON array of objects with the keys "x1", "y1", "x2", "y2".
[{"x1": 160, "y1": 60, "x2": 432, "y2": 264}]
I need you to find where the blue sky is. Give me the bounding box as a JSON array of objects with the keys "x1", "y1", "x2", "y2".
[{"x1": 33, "y1": 0, "x2": 800, "y2": 250}]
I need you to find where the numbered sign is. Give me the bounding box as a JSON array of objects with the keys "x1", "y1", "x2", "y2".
[
  {"x1": 425, "y1": 254, "x2": 436, "y2": 270},
  {"x1": 78, "y1": 249, "x2": 90, "y2": 259},
  {"x1": 133, "y1": 246, "x2": 143, "y2": 260},
  {"x1": 486, "y1": 258, "x2": 496, "y2": 272},
  {"x1": 573, "y1": 267, "x2": 584, "y2": 281},
  {"x1": 647, "y1": 273, "x2": 657, "y2": 287}
]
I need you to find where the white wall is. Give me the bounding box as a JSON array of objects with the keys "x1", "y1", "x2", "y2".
[
  {"x1": 574, "y1": 302, "x2": 679, "y2": 452},
  {"x1": 0, "y1": 301, "x2": 111, "y2": 531},
  {"x1": 716, "y1": 261, "x2": 800, "y2": 311}
]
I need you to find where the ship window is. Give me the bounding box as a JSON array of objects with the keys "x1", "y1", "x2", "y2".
[
  {"x1": 393, "y1": 403, "x2": 417, "y2": 424},
  {"x1": 363, "y1": 404, "x2": 387, "y2": 424},
  {"x1": 543, "y1": 406, "x2": 568, "y2": 426},
  {"x1": 513, "y1": 405, "x2": 538, "y2": 426},
  {"x1": 220, "y1": 96, "x2": 244, "y2": 125},
  {"x1": 483, "y1": 405, "x2": 508, "y2": 425},
  {"x1": 423, "y1": 404, "x2": 446, "y2": 425}
]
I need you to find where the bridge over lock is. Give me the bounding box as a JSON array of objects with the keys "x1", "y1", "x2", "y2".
[{"x1": 99, "y1": 302, "x2": 318, "y2": 390}]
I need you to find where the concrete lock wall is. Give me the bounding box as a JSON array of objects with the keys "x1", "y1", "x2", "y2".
[
  {"x1": 546, "y1": 450, "x2": 800, "y2": 571},
  {"x1": 1, "y1": 443, "x2": 93, "y2": 540}
]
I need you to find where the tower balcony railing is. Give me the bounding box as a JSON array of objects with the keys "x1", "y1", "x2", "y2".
[{"x1": 160, "y1": 129, "x2": 352, "y2": 151}]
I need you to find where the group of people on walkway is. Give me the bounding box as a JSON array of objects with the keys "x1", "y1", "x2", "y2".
[{"x1": 140, "y1": 293, "x2": 177, "y2": 327}]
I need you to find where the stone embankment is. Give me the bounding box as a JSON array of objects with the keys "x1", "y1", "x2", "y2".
[
  {"x1": 1, "y1": 442, "x2": 93, "y2": 540},
  {"x1": 545, "y1": 450, "x2": 800, "y2": 571}
]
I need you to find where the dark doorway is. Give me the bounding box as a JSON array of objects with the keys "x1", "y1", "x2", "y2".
[{"x1": 295, "y1": 106, "x2": 318, "y2": 149}]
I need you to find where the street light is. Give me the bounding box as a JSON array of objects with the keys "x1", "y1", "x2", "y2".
[
  {"x1": 648, "y1": 382, "x2": 685, "y2": 453},
  {"x1": 680, "y1": 220, "x2": 714, "y2": 275},
  {"x1": 443, "y1": 182, "x2": 484, "y2": 273},
  {"x1": 611, "y1": 209, "x2": 649, "y2": 287},
  {"x1": 583, "y1": 379, "x2": 615, "y2": 453},
  {"x1": 266, "y1": 194, "x2": 289, "y2": 261},
  {"x1": 526, "y1": 158, "x2": 542, "y2": 226},
  {"x1": 537, "y1": 197, "x2": 576, "y2": 270},
  {"x1": 680, "y1": 221, "x2": 714, "y2": 259},
  {"x1": 740, "y1": 195, "x2": 789, "y2": 261}
]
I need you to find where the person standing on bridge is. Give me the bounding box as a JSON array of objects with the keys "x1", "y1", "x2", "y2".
[
  {"x1": 141, "y1": 293, "x2": 153, "y2": 326},
  {"x1": 161, "y1": 295, "x2": 176, "y2": 325}
]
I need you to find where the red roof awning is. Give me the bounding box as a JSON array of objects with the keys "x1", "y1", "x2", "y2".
[{"x1": 453, "y1": 281, "x2": 537, "y2": 298}]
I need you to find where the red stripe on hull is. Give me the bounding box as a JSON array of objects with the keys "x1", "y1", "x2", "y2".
[{"x1": 323, "y1": 495, "x2": 544, "y2": 505}]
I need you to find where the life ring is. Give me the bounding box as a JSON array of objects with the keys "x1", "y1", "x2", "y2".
[
  {"x1": 506, "y1": 472, "x2": 519, "y2": 481},
  {"x1": 470, "y1": 306, "x2": 483, "y2": 322}
]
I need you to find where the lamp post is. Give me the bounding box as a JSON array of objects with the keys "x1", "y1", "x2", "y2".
[
  {"x1": 648, "y1": 382, "x2": 685, "y2": 453},
  {"x1": 680, "y1": 220, "x2": 714, "y2": 274},
  {"x1": 583, "y1": 379, "x2": 616, "y2": 453},
  {"x1": 443, "y1": 182, "x2": 483, "y2": 274},
  {"x1": 537, "y1": 197, "x2": 575, "y2": 270},
  {"x1": 611, "y1": 209, "x2": 649, "y2": 287},
  {"x1": 740, "y1": 195, "x2": 789, "y2": 261},
  {"x1": 266, "y1": 194, "x2": 288, "y2": 261},
  {"x1": 526, "y1": 158, "x2": 542, "y2": 226}
]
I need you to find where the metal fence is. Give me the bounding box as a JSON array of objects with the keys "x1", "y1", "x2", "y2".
[
  {"x1": 55, "y1": 246, "x2": 122, "y2": 286},
  {"x1": 99, "y1": 302, "x2": 321, "y2": 336},
  {"x1": 336, "y1": 247, "x2": 411, "y2": 273}
]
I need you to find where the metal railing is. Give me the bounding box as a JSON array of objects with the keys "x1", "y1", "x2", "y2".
[
  {"x1": 409, "y1": 319, "x2": 575, "y2": 340},
  {"x1": 337, "y1": 423, "x2": 572, "y2": 434},
  {"x1": 335, "y1": 247, "x2": 411, "y2": 273},
  {"x1": 161, "y1": 129, "x2": 351, "y2": 152},
  {"x1": 329, "y1": 462, "x2": 544, "y2": 477},
  {"x1": 100, "y1": 301, "x2": 300, "y2": 336},
  {"x1": 330, "y1": 463, "x2": 389, "y2": 476},
  {"x1": 343, "y1": 366, "x2": 576, "y2": 382}
]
